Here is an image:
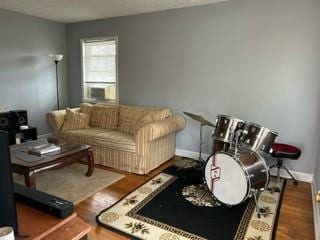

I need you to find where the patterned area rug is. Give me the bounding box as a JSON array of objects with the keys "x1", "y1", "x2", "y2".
[
  {"x1": 14, "y1": 164, "x2": 124, "y2": 204},
  {"x1": 97, "y1": 168, "x2": 285, "y2": 240}
]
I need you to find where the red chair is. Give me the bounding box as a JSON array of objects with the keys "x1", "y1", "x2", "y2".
[{"x1": 270, "y1": 143, "x2": 301, "y2": 191}]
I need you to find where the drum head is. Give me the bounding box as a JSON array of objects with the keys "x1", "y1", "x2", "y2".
[{"x1": 205, "y1": 153, "x2": 247, "y2": 205}]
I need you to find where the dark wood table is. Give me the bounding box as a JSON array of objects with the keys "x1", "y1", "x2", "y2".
[{"x1": 10, "y1": 139, "x2": 94, "y2": 188}]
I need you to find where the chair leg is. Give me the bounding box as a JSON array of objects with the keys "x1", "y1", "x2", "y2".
[
  {"x1": 282, "y1": 165, "x2": 298, "y2": 186},
  {"x1": 268, "y1": 162, "x2": 281, "y2": 193},
  {"x1": 273, "y1": 165, "x2": 281, "y2": 192}
]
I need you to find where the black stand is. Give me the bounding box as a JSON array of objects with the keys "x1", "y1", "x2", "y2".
[
  {"x1": 6, "y1": 126, "x2": 37, "y2": 145},
  {"x1": 54, "y1": 60, "x2": 60, "y2": 110}
]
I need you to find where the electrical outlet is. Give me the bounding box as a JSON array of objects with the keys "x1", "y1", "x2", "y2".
[{"x1": 317, "y1": 191, "x2": 320, "y2": 203}]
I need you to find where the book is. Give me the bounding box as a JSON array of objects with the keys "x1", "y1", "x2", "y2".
[{"x1": 28, "y1": 143, "x2": 61, "y2": 156}]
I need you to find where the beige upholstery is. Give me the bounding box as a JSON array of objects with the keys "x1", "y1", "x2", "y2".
[
  {"x1": 60, "y1": 128, "x2": 110, "y2": 145},
  {"x1": 90, "y1": 105, "x2": 118, "y2": 129},
  {"x1": 61, "y1": 108, "x2": 90, "y2": 131},
  {"x1": 94, "y1": 131, "x2": 136, "y2": 152},
  {"x1": 46, "y1": 104, "x2": 186, "y2": 174}
]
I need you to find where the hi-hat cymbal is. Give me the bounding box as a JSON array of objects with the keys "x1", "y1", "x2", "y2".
[{"x1": 183, "y1": 112, "x2": 215, "y2": 127}]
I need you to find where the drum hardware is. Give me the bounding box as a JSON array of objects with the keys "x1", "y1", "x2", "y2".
[
  {"x1": 183, "y1": 112, "x2": 216, "y2": 169},
  {"x1": 251, "y1": 188, "x2": 265, "y2": 218},
  {"x1": 233, "y1": 129, "x2": 248, "y2": 156},
  {"x1": 183, "y1": 112, "x2": 215, "y2": 128}
]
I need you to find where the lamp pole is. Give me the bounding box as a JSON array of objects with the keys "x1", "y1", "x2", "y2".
[
  {"x1": 54, "y1": 60, "x2": 60, "y2": 110},
  {"x1": 49, "y1": 54, "x2": 63, "y2": 110}
]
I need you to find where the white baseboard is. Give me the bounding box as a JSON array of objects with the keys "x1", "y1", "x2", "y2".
[
  {"x1": 175, "y1": 148, "x2": 313, "y2": 183},
  {"x1": 269, "y1": 168, "x2": 314, "y2": 183},
  {"x1": 311, "y1": 179, "x2": 320, "y2": 240},
  {"x1": 175, "y1": 148, "x2": 210, "y2": 161}
]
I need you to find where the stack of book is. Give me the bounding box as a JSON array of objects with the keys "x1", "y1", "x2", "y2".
[{"x1": 28, "y1": 143, "x2": 61, "y2": 156}]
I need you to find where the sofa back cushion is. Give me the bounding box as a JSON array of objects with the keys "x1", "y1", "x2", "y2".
[
  {"x1": 133, "y1": 114, "x2": 154, "y2": 134},
  {"x1": 80, "y1": 103, "x2": 93, "y2": 118},
  {"x1": 117, "y1": 105, "x2": 172, "y2": 135},
  {"x1": 61, "y1": 108, "x2": 90, "y2": 131},
  {"x1": 90, "y1": 105, "x2": 118, "y2": 129},
  {"x1": 117, "y1": 106, "x2": 149, "y2": 135},
  {"x1": 148, "y1": 108, "x2": 172, "y2": 121}
]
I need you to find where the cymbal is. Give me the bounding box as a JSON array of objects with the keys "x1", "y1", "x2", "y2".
[{"x1": 183, "y1": 112, "x2": 215, "y2": 127}]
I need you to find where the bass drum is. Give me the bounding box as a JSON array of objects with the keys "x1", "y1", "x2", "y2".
[{"x1": 204, "y1": 149, "x2": 269, "y2": 206}]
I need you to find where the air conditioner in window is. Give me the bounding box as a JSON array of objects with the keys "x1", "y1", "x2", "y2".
[{"x1": 88, "y1": 85, "x2": 116, "y2": 101}]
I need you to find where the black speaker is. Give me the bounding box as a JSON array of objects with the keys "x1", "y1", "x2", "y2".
[
  {"x1": 0, "y1": 131, "x2": 19, "y2": 233},
  {"x1": 10, "y1": 110, "x2": 28, "y2": 128},
  {"x1": 0, "y1": 112, "x2": 14, "y2": 130}
]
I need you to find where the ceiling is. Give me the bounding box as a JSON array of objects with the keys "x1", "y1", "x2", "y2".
[{"x1": 0, "y1": 0, "x2": 228, "y2": 23}]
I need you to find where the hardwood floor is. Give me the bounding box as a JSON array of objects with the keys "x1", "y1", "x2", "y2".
[{"x1": 76, "y1": 157, "x2": 315, "y2": 240}]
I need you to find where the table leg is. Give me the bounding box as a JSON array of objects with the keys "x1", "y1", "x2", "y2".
[
  {"x1": 86, "y1": 150, "x2": 94, "y2": 177},
  {"x1": 25, "y1": 174, "x2": 36, "y2": 188}
]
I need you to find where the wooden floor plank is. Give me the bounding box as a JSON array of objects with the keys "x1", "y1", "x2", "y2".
[{"x1": 75, "y1": 156, "x2": 315, "y2": 240}]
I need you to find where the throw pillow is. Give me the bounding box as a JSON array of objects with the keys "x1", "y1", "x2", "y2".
[
  {"x1": 61, "y1": 108, "x2": 90, "y2": 131},
  {"x1": 90, "y1": 105, "x2": 118, "y2": 129}
]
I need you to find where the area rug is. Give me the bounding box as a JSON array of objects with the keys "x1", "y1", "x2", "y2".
[
  {"x1": 97, "y1": 168, "x2": 285, "y2": 240},
  {"x1": 14, "y1": 164, "x2": 124, "y2": 204}
]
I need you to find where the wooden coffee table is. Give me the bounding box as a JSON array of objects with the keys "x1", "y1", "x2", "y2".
[{"x1": 10, "y1": 139, "x2": 94, "y2": 188}]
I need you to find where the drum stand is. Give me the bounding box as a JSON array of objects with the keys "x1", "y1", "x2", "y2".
[
  {"x1": 251, "y1": 189, "x2": 264, "y2": 218},
  {"x1": 198, "y1": 123, "x2": 205, "y2": 162}
]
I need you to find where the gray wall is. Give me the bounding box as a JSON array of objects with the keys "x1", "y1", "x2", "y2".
[
  {"x1": 67, "y1": 0, "x2": 320, "y2": 174},
  {"x1": 0, "y1": 9, "x2": 68, "y2": 134}
]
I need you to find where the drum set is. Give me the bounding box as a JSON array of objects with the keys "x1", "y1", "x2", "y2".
[{"x1": 183, "y1": 113, "x2": 280, "y2": 216}]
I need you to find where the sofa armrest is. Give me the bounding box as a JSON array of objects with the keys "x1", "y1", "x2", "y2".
[
  {"x1": 135, "y1": 115, "x2": 186, "y2": 143},
  {"x1": 46, "y1": 110, "x2": 67, "y2": 138},
  {"x1": 46, "y1": 108, "x2": 80, "y2": 138}
]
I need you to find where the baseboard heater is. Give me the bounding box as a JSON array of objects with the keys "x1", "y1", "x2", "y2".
[{"x1": 14, "y1": 183, "x2": 74, "y2": 219}]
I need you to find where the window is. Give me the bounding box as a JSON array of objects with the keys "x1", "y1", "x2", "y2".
[{"x1": 81, "y1": 37, "x2": 118, "y2": 103}]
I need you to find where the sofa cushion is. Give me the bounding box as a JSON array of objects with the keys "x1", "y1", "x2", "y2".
[
  {"x1": 61, "y1": 108, "x2": 90, "y2": 131},
  {"x1": 94, "y1": 131, "x2": 136, "y2": 152},
  {"x1": 90, "y1": 105, "x2": 118, "y2": 129},
  {"x1": 60, "y1": 128, "x2": 110, "y2": 145},
  {"x1": 80, "y1": 103, "x2": 94, "y2": 118},
  {"x1": 117, "y1": 106, "x2": 149, "y2": 135},
  {"x1": 148, "y1": 108, "x2": 172, "y2": 121},
  {"x1": 133, "y1": 114, "x2": 154, "y2": 134}
]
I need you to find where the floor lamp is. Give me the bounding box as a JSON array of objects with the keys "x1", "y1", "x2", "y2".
[{"x1": 49, "y1": 54, "x2": 63, "y2": 110}]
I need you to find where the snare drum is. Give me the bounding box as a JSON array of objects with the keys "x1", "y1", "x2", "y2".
[
  {"x1": 213, "y1": 115, "x2": 245, "y2": 143},
  {"x1": 242, "y1": 123, "x2": 279, "y2": 154},
  {"x1": 204, "y1": 149, "x2": 269, "y2": 206}
]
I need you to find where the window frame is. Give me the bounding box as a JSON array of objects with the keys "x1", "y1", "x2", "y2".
[{"x1": 80, "y1": 36, "x2": 119, "y2": 104}]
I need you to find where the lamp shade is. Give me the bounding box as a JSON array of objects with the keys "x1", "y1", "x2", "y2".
[{"x1": 49, "y1": 54, "x2": 63, "y2": 62}]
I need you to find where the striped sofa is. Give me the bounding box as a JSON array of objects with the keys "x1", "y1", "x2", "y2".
[{"x1": 46, "y1": 103, "x2": 186, "y2": 174}]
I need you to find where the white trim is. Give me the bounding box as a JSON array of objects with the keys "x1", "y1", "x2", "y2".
[
  {"x1": 175, "y1": 148, "x2": 314, "y2": 183},
  {"x1": 80, "y1": 36, "x2": 119, "y2": 105},
  {"x1": 312, "y1": 179, "x2": 320, "y2": 240},
  {"x1": 269, "y1": 168, "x2": 314, "y2": 183},
  {"x1": 175, "y1": 148, "x2": 210, "y2": 161}
]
